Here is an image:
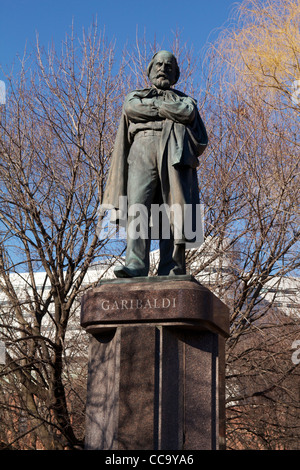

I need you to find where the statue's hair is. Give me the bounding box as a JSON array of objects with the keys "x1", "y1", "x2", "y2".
[{"x1": 147, "y1": 50, "x2": 180, "y2": 85}]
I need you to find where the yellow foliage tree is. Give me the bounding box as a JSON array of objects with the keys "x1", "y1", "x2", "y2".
[{"x1": 214, "y1": 0, "x2": 300, "y2": 111}]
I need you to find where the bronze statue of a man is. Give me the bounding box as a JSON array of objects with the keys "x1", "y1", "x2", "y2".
[{"x1": 102, "y1": 50, "x2": 208, "y2": 278}]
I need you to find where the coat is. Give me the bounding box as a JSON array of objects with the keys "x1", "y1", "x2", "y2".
[{"x1": 101, "y1": 87, "x2": 208, "y2": 243}]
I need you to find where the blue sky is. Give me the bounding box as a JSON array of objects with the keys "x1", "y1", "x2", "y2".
[{"x1": 0, "y1": 0, "x2": 241, "y2": 78}]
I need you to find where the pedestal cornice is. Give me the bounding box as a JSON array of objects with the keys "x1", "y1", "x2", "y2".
[{"x1": 80, "y1": 275, "x2": 229, "y2": 337}]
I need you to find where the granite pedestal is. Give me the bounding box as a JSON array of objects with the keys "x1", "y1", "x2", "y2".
[{"x1": 80, "y1": 275, "x2": 229, "y2": 450}]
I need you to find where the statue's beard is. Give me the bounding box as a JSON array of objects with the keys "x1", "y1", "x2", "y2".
[{"x1": 151, "y1": 75, "x2": 172, "y2": 90}]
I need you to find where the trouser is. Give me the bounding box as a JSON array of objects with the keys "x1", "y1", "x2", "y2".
[{"x1": 126, "y1": 131, "x2": 186, "y2": 275}]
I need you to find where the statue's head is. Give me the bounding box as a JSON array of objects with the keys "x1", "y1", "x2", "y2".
[{"x1": 147, "y1": 50, "x2": 180, "y2": 90}]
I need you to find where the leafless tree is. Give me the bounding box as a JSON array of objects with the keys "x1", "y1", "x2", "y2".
[
  {"x1": 0, "y1": 23, "x2": 127, "y2": 449},
  {"x1": 188, "y1": 0, "x2": 300, "y2": 449}
]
